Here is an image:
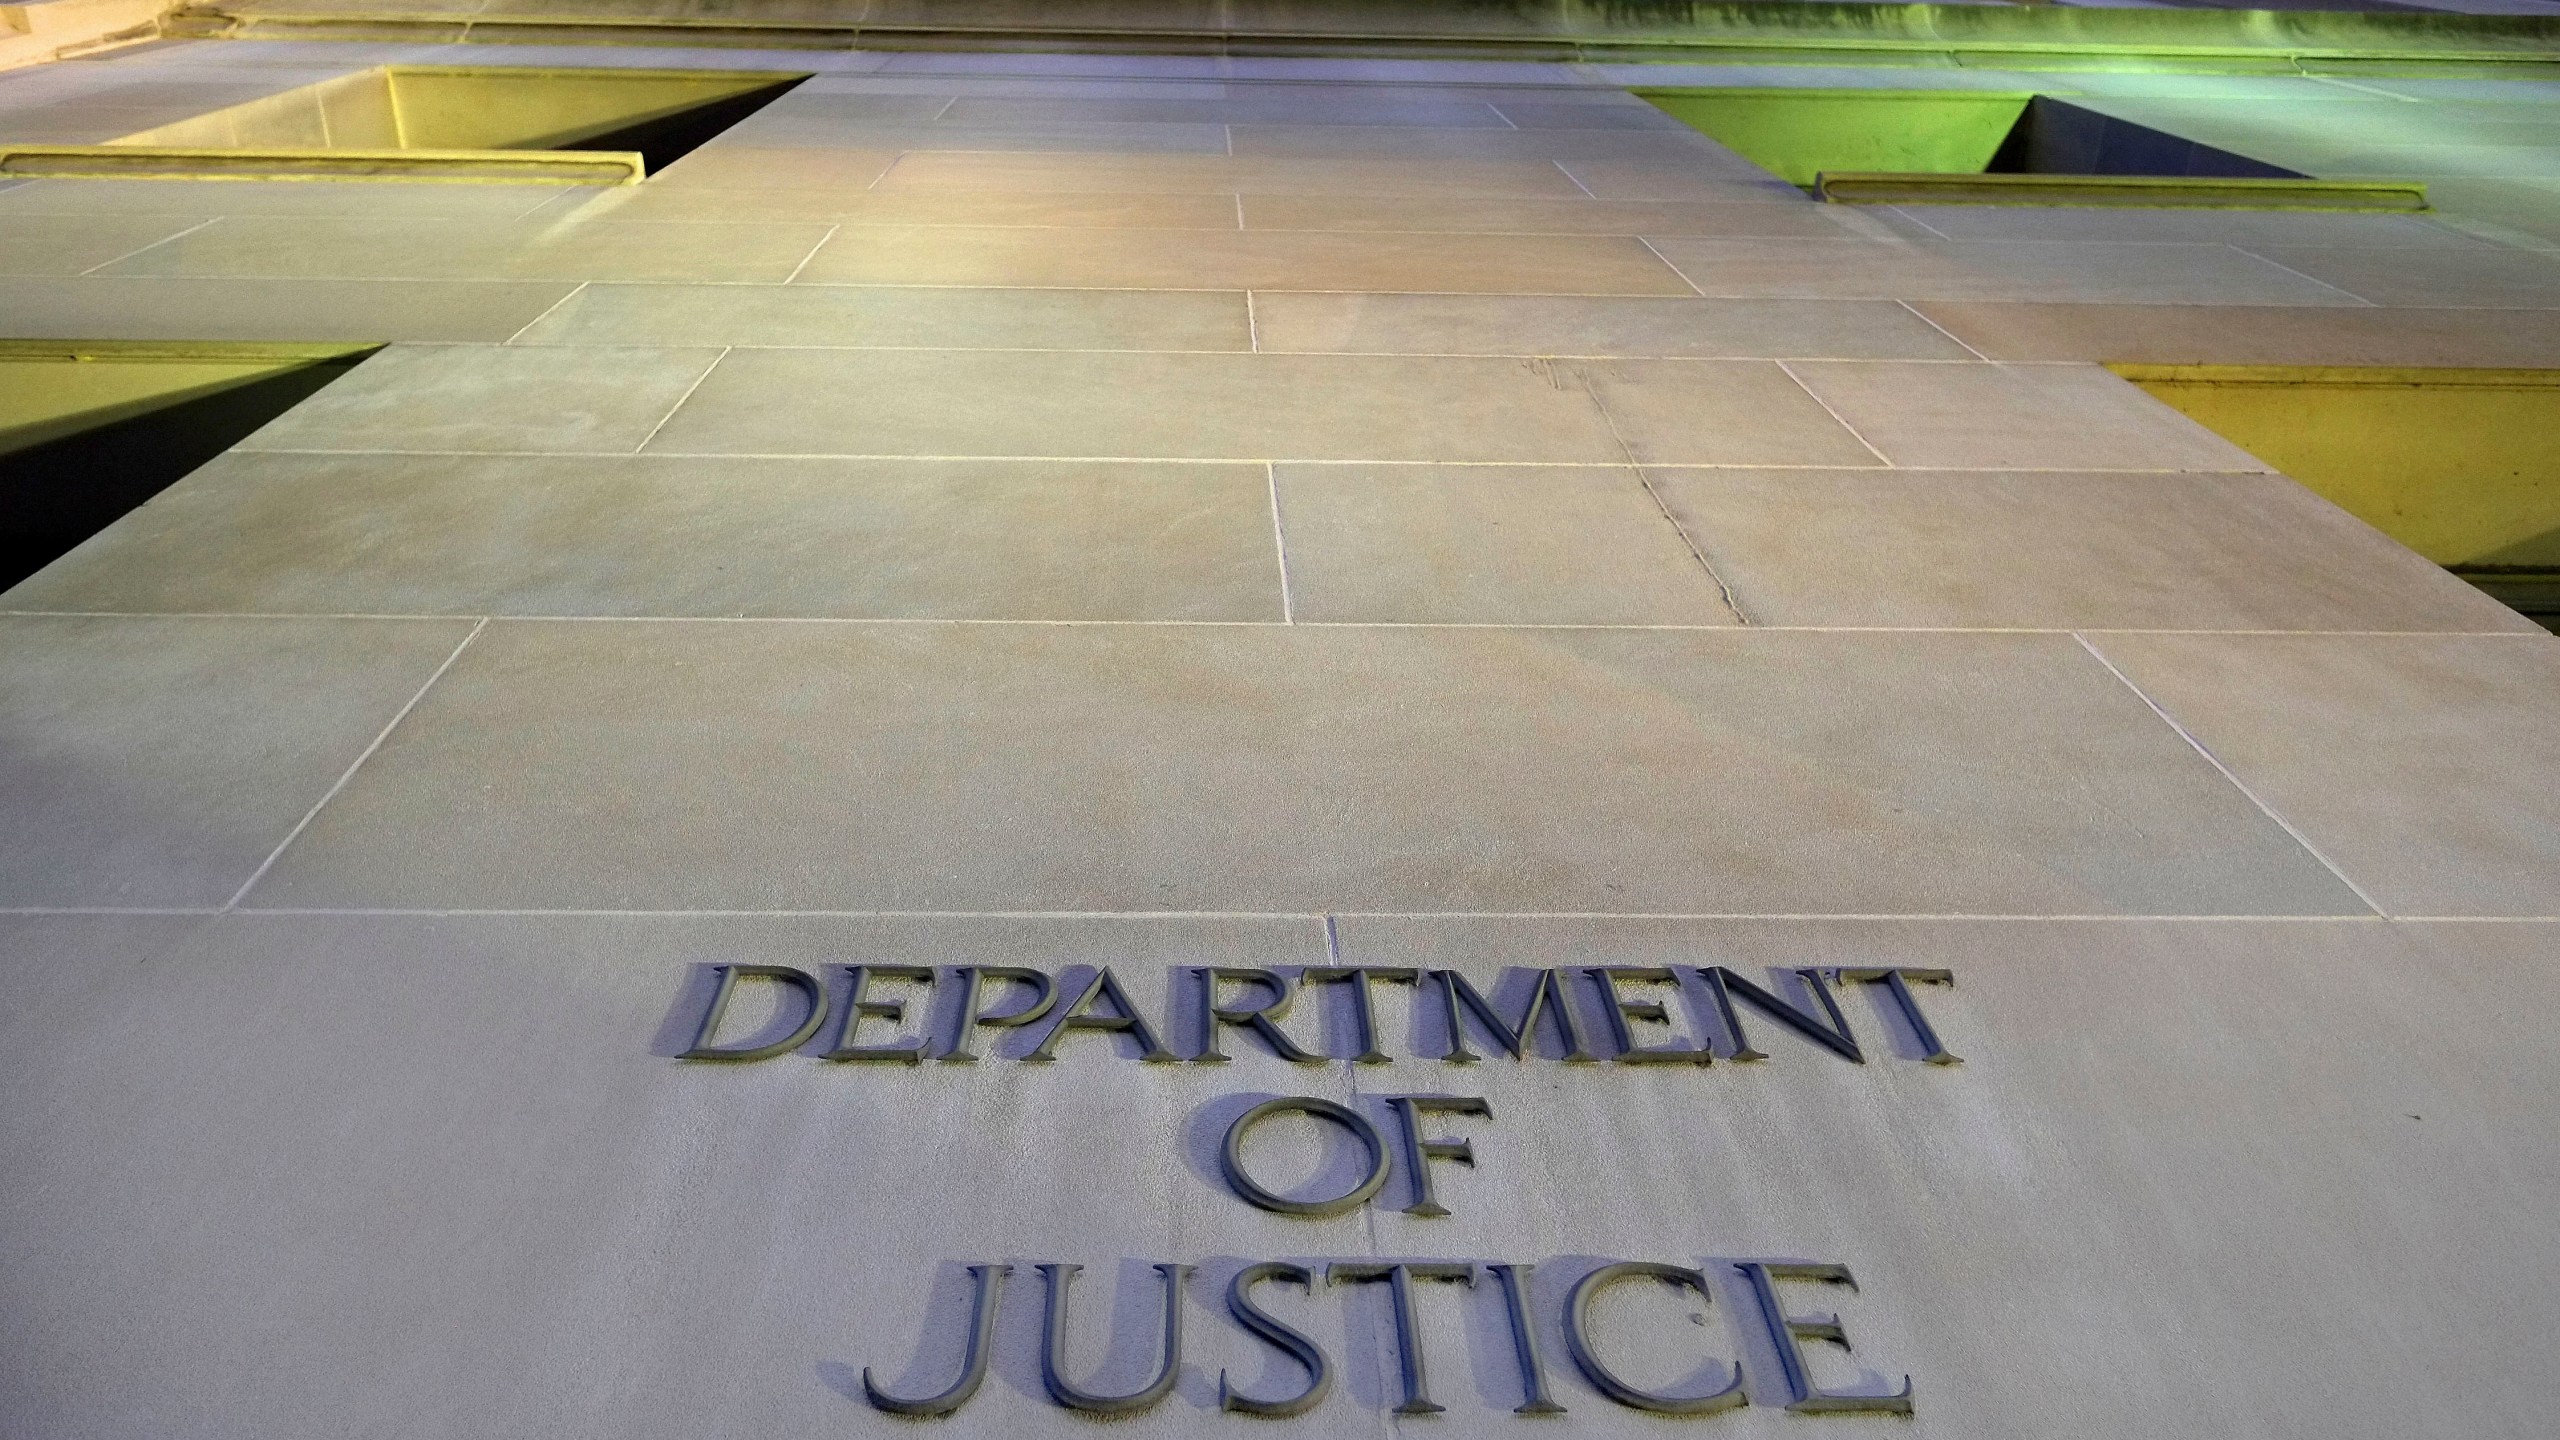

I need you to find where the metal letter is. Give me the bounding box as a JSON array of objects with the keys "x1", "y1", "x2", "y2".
[
  {"x1": 1433, "y1": 969, "x2": 1595, "y2": 1063},
  {"x1": 1219, "y1": 1096, "x2": 1391, "y2": 1218},
  {"x1": 1325, "y1": 1262, "x2": 1474, "y2": 1415},
  {"x1": 1301, "y1": 966, "x2": 1419, "y2": 1064},
  {"x1": 1039, "y1": 1261, "x2": 1191, "y2": 1415},
  {"x1": 1730, "y1": 1261, "x2": 1913, "y2": 1414},
  {"x1": 824, "y1": 964, "x2": 933, "y2": 1063},
  {"x1": 676, "y1": 963, "x2": 828, "y2": 1061},
  {"x1": 862, "y1": 1263, "x2": 1010, "y2": 1416},
  {"x1": 1486, "y1": 1262, "x2": 1565, "y2": 1415},
  {"x1": 1219, "y1": 1262, "x2": 1332, "y2": 1417},
  {"x1": 1025, "y1": 967, "x2": 1176, "y2": 1063},
  {"x1": 1699, "y1": 967, "x2": 1862, "y2": 1063},
  {"x1": 1196, "y1": 967, "x2": 1322, "y2": 1065},
  {"x1": 1589, "y1": 967, "x2": 1711, "y2": 1065},
  {"x1": 1563, "y1": 1262, "x2": 1745, "y2": 1414},
  {"x1": 1832, "y1": 967, "x2": 1962, "y2": 1065},
  {"x1": 1384, "y1": 1095, "x2": 1492, "y2": 1218},
  {"x1": 940, "y1": 965, "x2": 1054, "y2": 1063}
]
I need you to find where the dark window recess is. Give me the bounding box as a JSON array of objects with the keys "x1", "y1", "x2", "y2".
[
  {"x1": 0, "y1": 348, "x2": 372, "y2": 592},
  {"x1": 1987, "y1": 97, "x2": 2304, "y2": 180},
  {"x1": 2453, "y1": 569, "x2": 2560, "y2": 633},
  {"x1": 562, "y1": 77, "x2": 805, "y2": 174},
  {"x1": 0, "y1": 68, "x2": 812, "y2": 185},
  {"x1": 2116, "y1": 364, "x2": 2560, "y2": 637}
]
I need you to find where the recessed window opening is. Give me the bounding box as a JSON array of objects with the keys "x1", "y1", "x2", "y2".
[
  {"x1": 0, "y1": 341, "x2": 376, "y2": 592},
  {"x1": 0, "y1": 66, "x2": 809, "y2": 185},
  {"x1": 2120, "y1": 365, "x2": 2560, "y2": 632},
  {"x1": 1637, "y1": 88, "x2": 2425, "y2": 211}
]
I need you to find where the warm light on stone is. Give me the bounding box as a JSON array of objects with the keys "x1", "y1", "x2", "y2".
[{"x1": 2, "y1": 0, "x2": 2557, "y2": 1433}]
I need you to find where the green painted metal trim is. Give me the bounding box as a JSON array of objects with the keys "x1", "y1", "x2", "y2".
[
  {"x1": 0, "y1": 144, "x2": 646, "y2": 183},
  {"x1": 1817, "y1": 172, "x2": 2431, "y2": 211}
]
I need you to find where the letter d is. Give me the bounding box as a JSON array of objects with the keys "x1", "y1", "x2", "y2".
[{"x1": 677, "y1": 964, "x2": 829, "y2": 1061}]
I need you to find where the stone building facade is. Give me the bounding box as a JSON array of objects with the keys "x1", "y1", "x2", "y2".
[{"x1": 3, "y1": 2, "x2": 2558, "y2": 1435}]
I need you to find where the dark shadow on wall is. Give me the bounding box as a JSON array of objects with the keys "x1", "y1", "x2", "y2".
[
  {"x1": 570, "y1": 77, "x2": 807, "y2": 174},
  {"x1": 0, "y1": 351, "x2": 371, "y2": 593},
  {"x1": 1988, "y1": 96, "x2": 2303, "y2": 180}
]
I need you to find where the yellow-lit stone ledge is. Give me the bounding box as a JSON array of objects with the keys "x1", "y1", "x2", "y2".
[
  {"x1": 2116, "y1": 364, "x2": 2560, "y2": 569},
  {"x1": 0, "y1": 0, "x2": 163, "y2": 73},
  {"x1": 0, "y1": 142, "x2": 646, "y2": 183},
  {"x1": 0, "y1": 338, "x2": 377, "y2": 456},
  {"x1": 0, "y1": 66, "x2": 811, "y2": 184}
]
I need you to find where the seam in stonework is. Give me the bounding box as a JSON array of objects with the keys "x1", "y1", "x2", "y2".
[
  {"x1": 631, "y1": 347, "x2": 728, "y2": 453},
  {"x1": 5, "y1": 612, "x2": 2534, "y2": 638},
  {"x1": 1574, "y1": 363, "x2": 1751, "y2": 625},
  {"x1": 1896, "y1": 299, "x2": 1991, "y2": 362},
  {"x1": 512, "y1": 188, "x2": 572, "y2": 222},
  {"x1": 2072, "y1": 632, "x2": 2392, "y2": 919},
  {"x1": 37, "y1": 908, "x2": 2475, "y2": 921},
  {"x1": 501, "y1": 281, "x2": 587, "y2": 345},
  {"x1": 76, "y1": 217, "x2": 215, "y2": 277},
  {"x1": 1266, "y1": 460, "x2": 1295, "y2": 623},
  {"x1": 783, "y1": 225, "x2": 838, "y2": 285},
  {"x1": 210, "y1": 449, "x2": 2346, "y2": 469},
  {"x1": 220, "y1": 616, "x2": 489, "y2": 912},
  {"x1": 1774, "y1": 359, "x2": 1893, "y2": 469},
  {"x1": 2310, "y1": 76, "x2": 2414, "y2": 101},
  {"x1": 2224, "y1": 243, "x2": 2378, "y2": 307},
  {"x1": 1637, "y1": 235, "x2": 1705, "y2": 298}
]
